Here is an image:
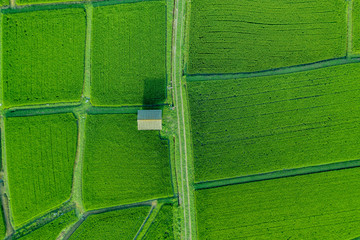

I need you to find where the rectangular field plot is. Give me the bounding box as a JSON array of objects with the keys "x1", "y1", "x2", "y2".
[
  {"x1": 5, "y1": 114, "x2": 78, "y2": 227},
  {"x1": 144, "y1": 204, "x2": 174, "y2": 240},
  {"x1": 83, "y1": 114, "x2": 172, "y2": 210},
  {"x1": 19, "y1": 210, "x2": 77, "y2": 240},
  {"x1": 195, "y1": 168, "x2": 360, "y2": 240},
  {"x1": 91, "y1": 1, "x2": 167, "y2": 106},
  {"x1": 2, "y1": 8, "x2": 86, "y2": 107},
  {"x1": 188, "y1": 63, "x2": 360, "y2": 182},
  {"x1": 353, "y1": 0, "x2": 360, "y2": 54},
  {"x1": 69, "y1": 206, "x2": 150, "y2": 240},
  {"x1": 187, "y1": 0, "x2": 347, "y2": 74}
]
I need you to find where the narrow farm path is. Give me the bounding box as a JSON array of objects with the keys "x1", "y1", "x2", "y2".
[
  {"x1": 172, "y1": 0, "x2": 193, "y2": 238},
  {"x1": 186, "y1": 57, "x2": 360, "y2": 82},
  {"x1": 62, "y1": 197, "x2": 174, "y2": 240},
  {"x1": 134, "y1": 201, "x2": 164, "y2": 239},
  {"x1": 195, "y1": 159, "x2": 360, "y2": 190},
  {"x1": 347, "y1": 0, "x2": 354, "y2": 57},
  {"x1": 133, "y1": 201, "x2": 157, "y2": 240}
]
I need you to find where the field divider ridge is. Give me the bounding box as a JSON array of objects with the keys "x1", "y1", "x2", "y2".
[
  {"x1": 347, "y1": 0, "x2": 353, "y2": 58},
  {"x1": 82, "y1": 3, "x2": 92, "y2": 100},
  {"x1": 195, "y1": 159, "x2": 360, "y2": 190},
  {"x1": 1, "y1": 0, "x2": 160, "y2": 14},
  {"x1": 134, "y1": 201, "x2": 167, "y2": 239},
  {"x1": 70, "y1": 113, "x2": 86, "y2": 215},
  {"x1": 186, "y1": 57, "x2": 360, "y2": 82},
  {"x1": 62, "y1": 197, "x2": 175, "y2": 240},
  {"x1": 6, "y1": 201, "x2": 75, "y2": 240},
  {"x1": 133, "y1": 201, "x2": 157, "y2": 240}
]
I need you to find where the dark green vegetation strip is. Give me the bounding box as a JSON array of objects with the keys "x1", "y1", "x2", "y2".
[
  {"x1": 195, "y1": 167, "x2": 360, "y2": 239},
  {"x1": 143, "y1": 204, "x2": 174, "y2": 239},
  {"x1": 187, "y1": 0, "x2": 347, "y2": 74},
  {"x1": 90, "y1": 1, "x2": 167, "y2": 106},
  {"x1": 83, "y1": 114, "x2": 173, "y2": 210},
  {"x1": 0, "y1": 203, "x2": 5, "y2": 239},
  {"x1": 17, "y1": 210, "x2": 77, "y2": 240},
  {"x1": 5, "y1": 114, "x2": 77, "y2": 227},
  {"x1": 187, "y1": 63, "x2": 360, "y2": 182},
  {"x1": 69, "y1": 206, "x2": 150, "y2": 240},
  {"x1": 195, "y1": 159, "x2": 360, "y2": 190},
  {"x1": 186, "y1": 58, "x2": 360, "y2": 81},
  {"x1": 353, "y1": 0, "x2": 360, "y2": 53},
  {"x1": 2, "y1": 8, "x2": 86, "y2": 107}
]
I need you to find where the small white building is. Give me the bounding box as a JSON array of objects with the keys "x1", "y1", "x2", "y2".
[{"x1": 137, "y1": 110, "x2": 162, "y2": 130}]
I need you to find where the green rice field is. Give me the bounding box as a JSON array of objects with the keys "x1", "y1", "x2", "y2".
[
  {"x1": 2, "y1": 8, "x2": 86, "y2": 107},
  {"x1": 83, "y1": 114, "x2": 173, "y2": 210},
  {"x1": 195, "y1": 168, "x2": 360, "y2": 239},
  {"x1": 69, "y1": 207, "x2": 150, "y2": 240},
  {"x1": 187, "y1": 0, "x2": 347, "y2": 74},
  {"x1": 188, "y1": 63, "x2": 360, "y2": 182},
  {"x1": 144, "y1": 204, "x2": 174, "y2": 239},
  {"x1": 0, "y1": 0, "x2": 9, "y2": 6},
  {"x1": 91, "y1": 1, "x2": 167, "y2": 106},
  {"x1": 5, "y1": 114, "x2": 77, "y2": 227},
  {"x1": 19, "y1": 210, "x2": 77, "y2": 240}
]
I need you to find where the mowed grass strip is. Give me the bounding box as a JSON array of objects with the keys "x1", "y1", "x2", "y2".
[
  {"x1": 143, "y1": 204, "x2": 174, "y2": 240},
  {"x1": 83, "y1": 114, "x2": 172, "y2": 210},
  {"x1": 353, "y1": 0, "x2": 360, "y2": 54},
  {"x1": 19, "y1": 210, "x2": 77, "y2": 240},
  {"x1": 188, "y1": 63, "x2": 360, "y2": 182},
  {"x1": 187, "y1": 0, "x2": 347, "y2": 74},
  {"x1": 69, "y1": 206, "x2": 150, "y2": 240},
  {"x1": 91, "y1": 1, "x2": 167, "y2": 106},
  {"x1": 196, "y1": 168, "x2": 360, "y2": 239},
  {"x1": 5, "y1": 114, "x2": 77, "y2": 227},
  {"x1": 2, "y1": 9, "x2": 86, "y2": 107}
]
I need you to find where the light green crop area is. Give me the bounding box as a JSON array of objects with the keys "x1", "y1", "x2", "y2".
[
  {"x1": 187, "y1": 0, "x2": 347, "y2": 74},
  {"x1": 353, "y1": 0, "x2": 360, "y2": 53},
  {"x1": 2, "y1": 8, "x2": 86, "y2": 107},
  {"x1": 83, "y1": 114, "x2": 173, "y2": 210},
  {"x1": 0, "y1": 0, "x2": 9, "y2": 6},
  {"x1": 144, "y1": 205, "x2": 174, "y2": 240},
  {"x1": 91, "y1": 1, "x2": 167, "y2": 106},
  {"x1": 188, "y1": 63, "x2": 360, "y2": 182},
  {"x1": 5, "y1": 114, "x2": 78, "y2": 227},
  {"x1": 196, "y1": 168, "x2": 360, "y2": 239},
  {"x1": 69, "y1": 207, "x2": 150, "y2": 240},
  {"x1": 19, "y1": 210, "x2": 78, "y2": 240}
]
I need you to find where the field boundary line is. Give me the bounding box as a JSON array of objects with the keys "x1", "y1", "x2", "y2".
[
  {"x1": 347, "y1": 0, "x2": 353, "y2": 57},
  {"x1": 133, "y1": 201, "x2": 157, "y2": 240},
  {"x1": 172, "y1": 0, "x2": 193, "y2": 238},
  {"x1": 62, "y1": 197, "x2": 175, "y2": 240},
  {"x1": 0, "y1": 119, "x2": 14, "y2": 237},
  {"x1": 1, "y1": 0, "x2": 160, "y2": 13},
  {"x1": 195, "y1": 159, "x2": 360, "y2": 190},
  {"x1": 70, "y1": 114, "x2": 86, "y2": 214},
  {"x1": 186, "y1": 57, "x2": 360, "y2": 82},
  {"x1": 4, "y1": 104, "x2": 153, "y2": 118},
  {"x1": 82, "y1": 3, "x2": 92, "y2": 100},
  {"x1": 6, "y1": 202, "x2": 75, "y2": 240}
]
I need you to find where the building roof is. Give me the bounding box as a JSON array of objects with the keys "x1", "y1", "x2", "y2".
[{"x1": 137, "y1": 110, "x2": 162, "y2": 120}]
